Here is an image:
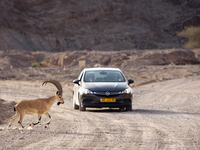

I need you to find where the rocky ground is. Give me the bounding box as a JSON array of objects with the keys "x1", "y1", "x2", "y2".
[
  {"x1": 1, "y1": 1, "x2": 200, "y2": 149},
  {"x1": 0, "y1": 49, "x2": 200, "y2": 149}
]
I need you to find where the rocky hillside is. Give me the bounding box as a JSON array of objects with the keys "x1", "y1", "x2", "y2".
[
  {"x1": 0, "y1": 49, "x2": 199, "y2": 69},
  {"x1": 0, "y1": 0, "x2": 200, "y2": 52}
]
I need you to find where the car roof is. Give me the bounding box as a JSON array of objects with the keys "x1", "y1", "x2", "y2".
[{"x1": 83, "y1": 67, "x2": 121, "y2": 72}]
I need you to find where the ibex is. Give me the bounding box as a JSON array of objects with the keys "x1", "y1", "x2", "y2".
[{"x1": 8, "y1": 80, "x2": 64, "y2": 128}]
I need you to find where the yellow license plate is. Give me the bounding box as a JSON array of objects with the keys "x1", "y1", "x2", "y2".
[{"x1": 100, "y1": 98, "x2": 116, "y2": 102}]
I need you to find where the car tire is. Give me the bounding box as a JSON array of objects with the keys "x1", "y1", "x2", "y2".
[
  {"x1": 79, "y1": 99, "x2": 86, "y2": 111},
  {"x1": 126, "y1": 105, "x2": 132, "y2": 111},
  {"x1": 73, "y1": 100, "x2": 79, "y2": 110},
  {"x1": 119, "y1": 107, "x2": 125, "y2": 111},
  {"x1": 79, "y1": 103, "x2": 86, "y2": 111}
]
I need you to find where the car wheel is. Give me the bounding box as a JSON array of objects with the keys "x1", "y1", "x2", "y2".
[
  {"x1": 79, "y1": 102, "x2": 86, "y2": 111},
  {"x1": 119, "y1": 107, "x2": 125, "y2": 111},
  {"x1": 126, "y1": 105, "x2": 132, "y2": 111},
  {"x1": 78, "y1": 97, "x2": 86, "y2": 111},
  {"x1": 73, "y1": 100, "x2": 79, "y2": 110}
]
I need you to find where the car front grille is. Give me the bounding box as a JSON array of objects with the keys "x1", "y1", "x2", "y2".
[{"x1": 93, "y1": 91, "x2": 121, "y2": 97}]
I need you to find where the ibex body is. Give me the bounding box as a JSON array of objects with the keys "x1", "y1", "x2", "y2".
[{"x1": 8, "y1": 80, "x2": 64, "y2": 128}]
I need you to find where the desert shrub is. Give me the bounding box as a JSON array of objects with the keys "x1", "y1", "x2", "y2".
[
  {"x1": 39, "y1": 62, "x2": 46, "y2": 67},
  {"x1": 32, "y1": 62, "x2": 49, "y2": 67},
  {"x1": 31, "y1": 62, "x2": 40, "y2": 67},
  {"x1": 177, "y1": 26, "x2": 200, "y2": 49}
]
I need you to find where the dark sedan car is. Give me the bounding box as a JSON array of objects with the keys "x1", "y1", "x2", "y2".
[{"x1": 73, "y1": 68, "x2": 134, "y2": 111}]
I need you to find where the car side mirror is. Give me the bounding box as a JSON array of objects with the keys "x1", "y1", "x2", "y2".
[
  {"x1": 128, "y1": 79, "x2": 134, "y2": 85},
  {"x1": 73, "y1": 79, "x2": 80, "y2": 85}
]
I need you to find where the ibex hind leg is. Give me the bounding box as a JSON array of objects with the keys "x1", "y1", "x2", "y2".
[
  {"x1": 8, "y1": 113, "x2": 20, "y2": 128},
  {"x1": 18, "y1": 112, "x2": 25, "y2": 128},
  {"x1": 45, "y1": 113, "x2": 52, "y2": 128}
]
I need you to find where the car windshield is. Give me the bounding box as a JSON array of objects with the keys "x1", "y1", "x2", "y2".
[{"x1": 84, "y1": 70, "x2": 125, "y2": 82}]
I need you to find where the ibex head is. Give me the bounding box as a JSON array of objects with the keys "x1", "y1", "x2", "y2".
[{"x1": 42, "y1": 80, "x2": 64, "y2": 105}]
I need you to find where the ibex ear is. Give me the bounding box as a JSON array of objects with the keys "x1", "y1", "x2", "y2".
[{"x1": 57, "y1": 91, "x2": 62, "y2": 96}]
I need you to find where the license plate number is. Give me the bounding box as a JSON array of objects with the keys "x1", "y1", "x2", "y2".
[{"x1": 100, "y1": 98, "x2": 116, "y2": 102}]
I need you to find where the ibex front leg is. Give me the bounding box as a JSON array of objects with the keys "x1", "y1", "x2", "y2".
[
  {"x1": 45, "y1": 113, "x2": 52, "y2": 128},
  {"x1": 30, "y1": 113, "x2": 42, "y2": 127}
]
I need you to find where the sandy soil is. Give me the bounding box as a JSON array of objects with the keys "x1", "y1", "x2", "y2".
[{"x1": 0, "y1": 65, "x2": 200, "y2": 149}]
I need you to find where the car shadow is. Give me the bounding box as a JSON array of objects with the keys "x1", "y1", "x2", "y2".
[
  {"x1": 132, "y1": 109, "x2": 200, "y2": 115},
  {"x1": 86, "y1": 108, "x2": 200, "y2": 115},
  {"x1": 86, "y1": 108, "x2": 122, "y2": 113}
]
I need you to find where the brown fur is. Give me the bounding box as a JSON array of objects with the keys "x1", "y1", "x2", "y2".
[{"x1": 8, "y1": 80, "x2": 64, "y2": 128}]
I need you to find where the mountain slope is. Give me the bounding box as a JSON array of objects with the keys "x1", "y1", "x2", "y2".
[{"x1": 0, "y1": 0, "x2": 200, "y2": 51}]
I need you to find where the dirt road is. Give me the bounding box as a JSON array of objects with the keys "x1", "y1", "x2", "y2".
[{"x1": 0, "y1": 77, "x2": 200, "y2": 150}]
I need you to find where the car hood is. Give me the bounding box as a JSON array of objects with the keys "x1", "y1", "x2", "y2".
[{"x1": 83, "y1": 82, "x2": 129, "y2": 92}]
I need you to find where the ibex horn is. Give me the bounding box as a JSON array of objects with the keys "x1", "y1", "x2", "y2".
[{"x1": 42, "y1": 80, "x2": 63, "y2": 95}]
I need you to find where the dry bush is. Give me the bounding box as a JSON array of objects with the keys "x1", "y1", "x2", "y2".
[
  {"x1": 177, "y1": 26, "x2": 200, "y2": 49},
  {"x1": 31, "y1": 62, "x2": 50, "y2": 67}
]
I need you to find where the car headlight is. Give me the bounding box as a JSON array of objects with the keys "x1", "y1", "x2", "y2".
[
  {"x1": 80, "y1": 88, "x2": 93, "y2": 95},
  {"x1": 122, "y1": 88, "x2": 132, "y2": 94}
]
